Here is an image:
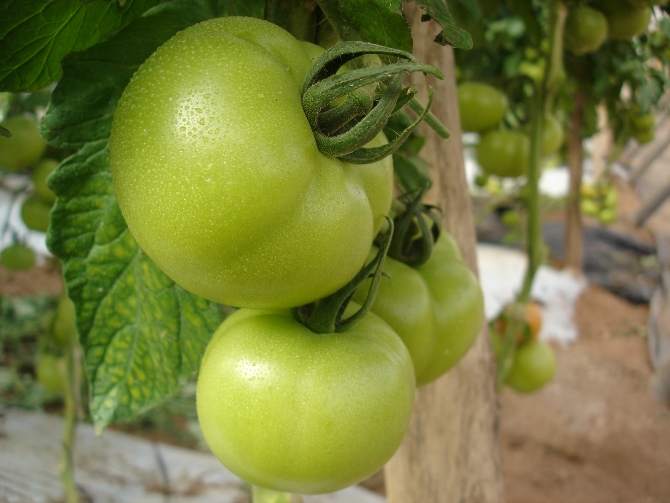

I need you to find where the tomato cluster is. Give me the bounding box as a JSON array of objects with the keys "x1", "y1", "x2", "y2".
[
  {"x1": 564, "y1": 0, "x2": 652, "y2": 56},
  {"x1": 580, "y1": 182, "x2": 619, "y2": 225},
  {"x1": 1, "y1": 113, "x2": 59, "y2": 270},
  {"x1": 490, "y1": 302, "x2": 556, "y2": 393},
  {"x1": 110, "y1": 16, "x2": 484, "y2": 494}
]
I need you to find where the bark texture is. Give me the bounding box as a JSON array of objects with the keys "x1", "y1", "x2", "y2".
[
  {"x1": 384, "y1": 6, "x2": 504, "y2": 503},
  {"x1": 565, "y1": 91, "x2": 585, "y2": 270}
]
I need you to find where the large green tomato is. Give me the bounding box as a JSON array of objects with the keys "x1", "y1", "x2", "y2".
[
  {"x1": 457, "y1": 82, "x2": 508, "y2": 133},
  {"x1": 564, "y1": 6, "x2": 608, "y2": 55},
  {"x1": 110, "y1": 17, "x2": 393, "y2": 309},
  {"x1": 505, "y1": 340, "x2": 556, "y2": 393},
  {"x1": 196, "y1": 307, "x2": 415, "y2": 494},
  {"x1": 353, "y1": 233, "x2": 484, "y2": 386},
  {"x1": 0, "y1": 116, "x2": 47, "y2": 172},
  {"x1": 1, "y1": 244, "x2": 35, "y2": 271},
  {"x1": 477, "y1": 130, "x2": 530, "y2": 178}
]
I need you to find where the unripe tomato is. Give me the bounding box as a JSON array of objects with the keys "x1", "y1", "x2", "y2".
[
  {"x1": 1, "y1": 244, "x2": 35, "y2": 271},
  {"x1": 0, "y1": 116, "x2": 47, "y2": 171},
  {"x1": 505, "y1": 340, "x2": 556, "y2": 393},
  {"x1": 603, "y1": 187, "x2": 618, "y2": 209},
  {"x1": 110, "y1": 17, "x2": 393, "y2": 309},
  {"x1": 597, "y1": 0, "x2": 651, "y2": 40},
  {"x1": 580, "y1": 183, "x2": 597, "y2": 199},
  {"x1": 580, "y1": 198, "x2": 600, "y2": 217},
  {"x1": 632, "y1": 114, "x2": 655, "y2": 132},
  {"x1": 36, "y1": 354, "x2": 67, "y2": 395},
  {"x1": 598, "y1": 208, "x2": 617, "y2": 225},
  {"x1": 21, "y1": 196, "x2": 51, "y2": 232},
  {"x1": 564, "y1": 6, "x2": 608, "y2": 55},
  {"x1": 196, "y1": 307, "x2": 415, "y2": 494},
  {"x1": 53, "y1": 296, "x2": 77, "y2": 347},
  {"x1": 457, "y1": 82, "x2": 508, "y2": 133},
  {"x1": 634, "y1": 128, "x2": 654, "y2": 144},
  {"x1": 477, "y1": 130, "x2": 530, "y2": 178},
  {"x1": 31, "y1": 158, "x2": 58, "y2": 204},
  {"x1": 542, "y1": 114, "x2": 565, "y2": 157}
]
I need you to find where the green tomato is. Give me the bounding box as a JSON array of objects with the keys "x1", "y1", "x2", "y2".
[
  {"x1": 474, "y1": 173, "x2": 489, "y2": 188},
  {"x1": 505, "y1": 340, "x2": 556, "y2": 393},
  {"x1": 542, "y1": 114, "x2": 565, "y2": 157},
  {"x1": 36, "y1": 354, "x2": 67, "y2": 395},
  {"x1": 580, "y1": 198, "x2": 600, "y2": 217},
  {"x1": 603, "y1": 187, "x2": 618, "y2": 209},
  {"x1": 634, "y1": 128, "x2": 654, "y2": 144},
  {"x1": 598, "y1": 207, "x2": 617, "y2": 225},
  {"x1": 518, "y1": 60, "x2": 546, "y2": 86},
  {"x1": 564, "y1": 6, "x2": 608, "y2": 55},
  {"x1": 632, "y1": 114, "x2": 655, "y2": 132},
  {"x1": 31, "y1": 158, "x2": 58, "y2": 204},
  {"x1": 21, "y1": 196, "x2": 52, "y2": 232},
  {"x1": 477, "y1": 130, "x2": 530, "y2": 178},
  {"x1": 196, "y1": 306, "x2": 415, "y2": 494},
  {"x1": 457, "y1": 82, "x2": 508, "y2": 133},
  {"x1": 110, "y1": 17, "x2": 393, "y2": 309},
  {"x1": 0, "y1": 116, "x2": 47, "y2": 172},
  {"x1": 353, "y1": 233, "x2": 484, "y2": 386},
  {"x1": 501, "y1": 209, "x2": 520, "y2": 228},
  {"x1": 1, "y1": 244, "x2": 35, "y2": 271},
  {"x1": 53, "y1": 296, "x2": 77, "y2": 347},
  {"x1": 596, "y1": 0, "x2": 651, "y2": 40}
]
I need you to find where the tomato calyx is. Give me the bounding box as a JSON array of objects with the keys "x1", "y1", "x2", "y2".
[
  {"x1": 294, "y1": 218, "x2": 393, "y2": 334},
  {"x1": 301, "y1": 41, "x2": 447, "y2": 164},
  {"x1": 0, "y1": 126, "x2": 10, "y2": 138},
  {"x1": 387, "y1": 186, "x2": 442, "y2": 267}
]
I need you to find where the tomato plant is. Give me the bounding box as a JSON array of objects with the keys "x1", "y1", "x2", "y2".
[
  {"x1": 1, "y1": 243, "x2": 35, "y2": 271},
  {"x1": 0, "y1": 116, "x2": 46, "y2": 171},
  {"x1": 21, "y1": 196, "x2": 51, "y2": 232},
  {"x1": 457, "y1": 82, "x2": 508, "y2": 133},
  {"x1": 110, "y1": 17, "x2": 393, "y2": 310},
  {"x1": 563, "y1": 5, "x2": 608, "y2": 55},
  {"x1": 541, "y1": 114, "x2": 565, "y2": 157},
  {"x1": 196, "y1": 306, "x2": 415, "y2": 494},
  {"x1": 476, "y1": 129, "x2": 530, "y2": 178},
  {"x1": 353, "y1": 233, "x2": 484, "y2": 386},
  {"x1": 505, "y1": 340, "x2": 556, "y2": 393}
]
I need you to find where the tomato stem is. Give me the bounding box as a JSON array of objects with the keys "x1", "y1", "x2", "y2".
[
  {"x1": 295, "y1": 218, "x2": 393, "y2": 333},
  {"x1": 301, "y1": 41, "x2": 447, "y2": 162}
]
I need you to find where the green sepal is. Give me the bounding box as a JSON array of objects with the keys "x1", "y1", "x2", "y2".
[
  {"x1": 0, "y1": 126, "x2": 10, "y2": 138},
  {"x1": 339, "y1": 87, "x2": 436, "y2": 164},
  {"x1": 294, "y1": 218, "x2": 393, "y2": 334}
]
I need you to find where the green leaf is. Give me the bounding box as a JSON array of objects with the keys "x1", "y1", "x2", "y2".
[
  {"x1": 205, "y1": 0, "x2": 264, "y2": 18},
  {"x1": 507, "y1": 0, "x2": 542, "y2": 44},
  {"x1": 43, "y1": 1, "x2": 221, "y2": 430},
  {"x1": 413, "y1": 0, "x2": 473, "y2": 49},
  {"x1": 316, "y1": 0, "x2": 413, "y2": 52},
  {"x1": 42, "y1": 0, "x2": 212, "y2": 148},
  {"x1": 0, "y1": 0, "x2": 162, "y2": 92},
  {"x1": 392, "y1": 153, "x2": 431, "y2": 193}
]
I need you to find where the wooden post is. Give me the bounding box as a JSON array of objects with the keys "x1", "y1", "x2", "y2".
[
  {"x1": 564, "y1": 91, "x2": 585, "y2": 270},
  {"x1": 384, "y1": 6, "x2": 504, "y2": 503}
]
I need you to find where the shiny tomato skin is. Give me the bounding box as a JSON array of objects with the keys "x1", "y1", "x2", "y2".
[
  {"x1": 354, "y1": 233, "x2": 484, "y2": 386},
  {"x1": 196, "y1": 306, "x2": 415, "y2": 494},
  {"x1": 457, "y1": 82, "x2": 508, "y2": 133},
  {"x1": 110, "y1": 17, "x2": 393, "y2": 309}
]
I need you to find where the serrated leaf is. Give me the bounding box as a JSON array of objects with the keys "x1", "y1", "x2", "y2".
[
  {"x1": 316, "y1": 0, "x2": 413, "y2": 52},
  {"x1": 0, "y1": 0, "x2": 161, "y2": 92},
  {"x1": 43, "y1": 1, "x2": 221, "y2": 430},
  {"x1": 413, "y1": 0, "x2": 472, "y2": 49}
]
